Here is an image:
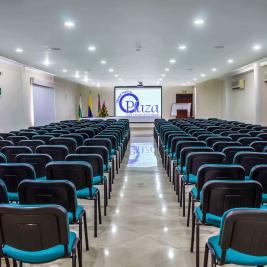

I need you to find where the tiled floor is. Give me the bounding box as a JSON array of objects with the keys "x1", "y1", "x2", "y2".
[{"x1": 26, "y1": 134, "x2": 244, "y2": 267}]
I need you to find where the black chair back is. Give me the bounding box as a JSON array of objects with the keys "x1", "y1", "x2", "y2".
[
  {"x1": 49, "y1": 137, "x2": 77, "y2": 153},
  {"x1": 222, "y1": 146, "x2": 255, "y2": 164},
  {"x1": 36, "y1": 145, "x2": 69, "y2": 161},
  {"x1": 212, "y1": 141, "x2": 241, "y2": 152},
  {"x1": 0, "y1": 146, "x2": 33, "y2": 163},
  {"x1": 18, "y1": 140, "x2": 45, "y2": 152}
]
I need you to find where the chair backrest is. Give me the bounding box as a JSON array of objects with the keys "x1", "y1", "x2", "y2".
[
  {"x1": 0, "y1": 133, "x2": 15, "y2": 139},
  {"x1": 219, "y1": 209, "x2": 267, "y2": 264},
  {"x1": 197, "y1": 134, "x2": 218, "y2": 141},
  {"x1": 186, "y1": 152, "x2": 225, "y2": 176},
  {"x1": 250, "y1": 141, "x2": 267, "y2": 152},
  {"x1": 170, "y1": 136, "x2": 197, "y2": 153},
  {"x1": 0, "y1": 163, "x2": 36, "y2": 193},
  {"x1": 83, "y1": 138, "x2": 112, "y2": 154},
  {"x1": 32, "y1": 135, "x2": 54, "y2": 144},
  {"x1": 206, "y1": 137, "x2": 232, "y2": 147},
  {"x1": 0, "y1": 205, "x2": 69, "y2": 254},
  {"x1": 201, "y1": 180, "x2": 262, "y2": 222},
  {"x1": 7, "y1": 136, "x2": 29, "y2": 145},
  {"x1": 76, "y1": 146, "x2": 109, "y2": 165},
  {"x1": 66, "y1": 154, "x2": 103, "y2": 177},
  {"x1": 95, "y1": 134, "x2": 117, "y2": 149},
  {"x1": 0, "y1": 146, "x2": 33, "y2": 163},
  {"x1": 18, "y1": 140, "x2": 45, "y2": 152},
  {"x1": 0, "y1": 179, "x2": 9, "y2": 203},
  {"x1": 237, "y1": 137, "x2": 262, "y2": 146},
  {"x1": 196, "y1": 164, "x2": 246, "y2": 198},
  {"x1": 228, "y1": 133, "x2": 250, "y2": 141},
  {"x1": 61, "y1": 134, "x2": 84, "y2": 146},
  {"x1": 36, "y1": 145, "x2": 69, "y2": 161},
  {"x1": 16, "y1": 153, "x2": 53, "y2": 178},
  {"x1": 175, "y1": 141, "x2": 206, "y2": 160},
  {"x1": 46, "y1": 161, "x2": 93, "y2": 192},
  {"x1": 212, "y1": 141, "x2": 242, "y2": 152},
  {"x1": 49, "y1": 137, "x2": 77, "y2": 153},
  {"x1": 222, "y1": 146, "x2": 255, "y2": 164},
  {"x1": 234, "y1": 152, "x2": 267, "y2": 176},
  {"x1": 0, "y1": 140, "x2": 14, "y2": 150},
  {"x1": 18, "y1": 180, "x2": 77, "y2": 215},
  {"x1": 75, "y1": 128, "x2": 95, "y2": 138},
  {"x1": 250, "y1": 165, "x2": 267, "y2": 194},
  {"x1": 17, "y1": 131, "x2": 38, "y2": 139},
  {"x1": 257, "y1": 133, "x2": 267, "y2": 141},
  {"x1": 0, "y1": 153, "x2": 7, "y2": 163}
]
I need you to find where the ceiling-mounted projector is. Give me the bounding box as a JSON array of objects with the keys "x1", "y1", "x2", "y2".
[{"x1": 137, "y1": 81, "x2": 143, "y2": 87}]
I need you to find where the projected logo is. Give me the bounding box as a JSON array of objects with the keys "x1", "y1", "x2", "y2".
[{"x1": 116, "y1": 91, "x2": 159, "y2": 114}]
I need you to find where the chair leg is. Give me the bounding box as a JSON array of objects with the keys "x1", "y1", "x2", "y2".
[
  {"x1": 77, "y1": 239, "x2": 82, "y2": 267},
  {"x1": 79, "y1": 218, "x2": 83, "y2": 253},
  {"x1": 180, "y1": 179, "x2": 183, "y2": 207},
  {"x1": 104, "y1": 180, "x2": 107, "y2": 216},
  {"x1": 196, "y1": 221, "x2": 200, "y2": 267},
  {"x1": 187, "y1": 192, "x2": 192, "y2": 227},
  {"x1": 203, "y1": 243, "x2": 209, "y2": 267},
  {"x1": 19, "y1": 262, "x2": 23, "y2": 267},
  {"x1": 94, "y1": 197, "x2": 97, "y2": 238},
  {"x1": 83, "y1": 211, "x2": 89, "y2": 250},
  {"x1": 13, "y1": 259, "x2": 17, "y2": 267},
  {"x1": 182, "y1": 182, "x2": 186, "y2": 217},
  {"x1": 109, "y1": 168, "x2": 112, "y2": 197},
  {"x1": 5, "y1": 258, "x2": 10, "y2": 267},
  {"x1": 72, "y1": 247, "x2": 77, "y2": 267},
  {"x1": 190, "y1": 211, "x2": 195, "y2": 252},
  {"x1": 98, "y1": 191, "x2": 102, "y2": 224}
]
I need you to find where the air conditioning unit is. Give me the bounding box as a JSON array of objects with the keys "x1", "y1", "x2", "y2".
[
  {"x1": 264, "y1": 72, "x2": 267, "y2": 83},
  {"x1": 232, "y1": 79, "x2": 245, "y2": 90}
]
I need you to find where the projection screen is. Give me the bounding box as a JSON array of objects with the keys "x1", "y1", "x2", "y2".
[{"x1": 114, "y1": 86, "x2": 162, "y2": 122}]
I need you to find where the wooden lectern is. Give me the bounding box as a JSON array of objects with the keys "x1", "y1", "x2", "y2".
[{"x1": 176, "y1": 109, "x2": 188, "y2": 118}]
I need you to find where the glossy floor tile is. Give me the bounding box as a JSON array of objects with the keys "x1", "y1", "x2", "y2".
[{"x1": 22, "y1": 134, "x2": 247, "y2": 267}]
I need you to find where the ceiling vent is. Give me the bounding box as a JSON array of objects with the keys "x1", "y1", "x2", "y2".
[{"x1": 232, "y1": 79, "x2": 245, "y2": 90}]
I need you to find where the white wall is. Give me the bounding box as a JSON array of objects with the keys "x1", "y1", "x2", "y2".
[{"x1": 195, "y1": 79, "x2": 223, "y2": 119}]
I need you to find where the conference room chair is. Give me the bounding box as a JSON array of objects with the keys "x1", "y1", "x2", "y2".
[
  {"x1": 49, "y1": 137, "x2": 77, "y2": 153},
  {"x1": 222, "y1": 146, "x2": 255, "y2": 164},
  {"x1": 250, "y1": 165, "x2": 267, "y2": 203},
  {"x1": 61, "y1": 133, "x2": 84, "y2": 146},
  {"x1": 238, "y1": 128, "x2": 252, "y2": 133},
  {"x1": 191, "y1": 180, "x2": 262, "y2": 267},
  {"x1": 35, "y1": 129, "x2": 49, "y2": 135},
  {"x1": 18, "y1": 139, "x2": 45, "y2": 152},
  {"x1": 17, "y1": 131, "x2": 38, "y2": 139},
  {"x1": 52, "y1": 129, "x2": 70, "y2": 135},
  {"x1": 16, "y1": 153, "x2": 53, "y2": 180},
  {"x1": 187, "y1": 164, "x2": 246, "y2": 226},
  {"x1": 257, "y1": 133, "x2": 267, "y2": 141},
  {"x1": 36, "y1": 145, "x2": 69, "y2": 161},
  {"x1": 0, "y1": 153, "x2": 7, "y2": 163},
  {"x1": 220, "y1": 131, "x2": 235, "y2": 136},
  {"x1": 212, "y1": 141, "x2": 242, "y2": 152},
  {"x1": 18, "y1": 179, "x2": 89, "y2": 252},
  {"x1": 233, "y1": 152, "x2": 267, "y2": 178},
  {"x1": 250, "y1": 141, "x2": 267, "y2": 152},
  {"x1": 192, "y1": 130, "x2": 209, "y2": 137},
  {"x1": 248, "y1": 131, "x2": 264, "y2": 137},
  {"x1": 197, "y1": 134, "x2": 218, "y2": 141},
  {"x1": 0, "y1": 133, "x2": 15, "y2": 139},
  {"x1": 204, "y1": 208, "x2": 267, "y2": 267},
  {"x1": 0, "y1": 205, "x2": 82, "y2": 267},
  {"x1": 180, "y1": 152, "x2": 225, "y2": 216},
  {"x1": 0, "y1": 163, "x2": 35, "y2": 201},
  {"x1": 0, "y1": 140, "x2": 14, "y2": 150},
  {"x1": 0, "y1": 146, "x2": 33, "y2": 163},
  {"x1": 228, "y1": 133, "x2": 250, "y2": 141},
  {"x1": 46, "y1": 161, "x2": 101, "y2": 238},
  {"x1": 75, "y1": 128, "x2": 95, "y2": 138},
  {"x1": 6, "y1": 136, "x2": 29, "y2": 146},
  {"x1": 205, "y1": 137, "x2": 232, "y2": 147},
  {"x1": 237, "y1": 137, "x2": 262, "y2": 146},
  {"x1": 32, "y1": 134, "x2": 54, "y2": 144}
]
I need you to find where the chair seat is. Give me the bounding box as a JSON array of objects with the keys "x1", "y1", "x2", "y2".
[
  {"x1": 195, "y1": 207, "x2": 221, "y2": 227},
  {"x1": 36, "y1": 176, "x2": 46, "y2": 181},
  {"x1": 76, "y1": 186, "x2": 98, "y2": 198},
  {"x1": 3, "y1": 231, "x2": 76, "y2": 263},
  {"x1": 263, "y1": 193, "x2": 267, "y2": 203},
  {"x1": 245, "y1": 175, "x2": 251, "y2": 180},
  {"x1": 8, "y1": 192, "x2": 18, "y2": 201},
  {"x1": 177, "y1": 166, "x2": 186, "y2": 173},
  {"x1": 182, "y1": 174, "x2": 197, "y2": 184},
  {"x1": 208, "y1": 235, "x2": 267, "y2": 265},
  {"x1": 68, "y1": 205, "x2": 84, "y2": 223},
  {"x1": 104, "y1": 164, "x2": 111, "y2": 172},
  {"x1": 92, "y1": 175, "x2": 104, "y2": 184}
]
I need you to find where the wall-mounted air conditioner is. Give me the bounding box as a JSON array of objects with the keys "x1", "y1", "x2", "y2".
[
  {"x1": 264, "y1": 72, "x2": 267, "y2": 83},
  {"x1": 231, "y1": 79, "x2": 245, "y2": 90}
]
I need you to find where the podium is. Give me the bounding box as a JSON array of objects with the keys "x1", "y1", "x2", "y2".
[{"x1": 176, "y1": 109, "x2": 188, "y2": 118}]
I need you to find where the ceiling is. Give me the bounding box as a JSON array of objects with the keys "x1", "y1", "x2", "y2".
[{"x1": 0, "y1": 0, "x2": 267, "y2": 87}]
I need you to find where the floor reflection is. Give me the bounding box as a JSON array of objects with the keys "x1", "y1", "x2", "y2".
[{"x1": 127, "y1": 142, "x2": 157, "y2": 168}]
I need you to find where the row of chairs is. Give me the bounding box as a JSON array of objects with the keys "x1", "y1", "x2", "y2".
[
  {"x1": 0, "y1": 118, "x2": 130, "y2": 267},
  {"x1": 155, "y1": 118, "x2": 267, "y2": 267}
]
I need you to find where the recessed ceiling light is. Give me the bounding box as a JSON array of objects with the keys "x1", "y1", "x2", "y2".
[
  {"x1": 101, "y1": 60, "x2": 107, "y2": 64},
  {"x1": 108, "y1": 68, "x2": 114, "y2": 72},
  {"x1": 228, "y1": 59, "x2": 234, "y2": 64},
  {"x1": 118, "y1": 78, "x2": 122, "y2": 81},
  {"x1": 15, "y1": 48, "x2": 23, "y2": 53},
  {"x1": 165, "y1": 68, "x2": 170, "y2": 72},
  {"x1": 62, "y1": 69, "x2": 68, "y2": 73},
  {"x1": 200, "y1": 73, "x2": 206, "y2": 77},
  {"x1": 43, "y1": 58, "x2": 50, "y2": 66},
  {"x1": 159, "y1": 78, "x2": 162, "y2": 81},
  {"x1": 84, "y1": 76, "x2": 89, "y2": 82},
  {"x1": 178, "y1": 44, "x2": 187, "y2": 50},
  {"x1": 75, "y1": 71, "x2": 80, "y2": 79},
  {"x1": 114, "y1": 74, "x2": 119, "y2": 77},
  {"x1": 212, "y1": 68, "x2": 217, "y2": 72},
  {"x1": 169, "y1": 59, "x2": 176, "y2": 64},
  {"x1": 182, "y1": 83, "x2": 186, "y2": 86},
  {"x1": 253, "y1": 44, "x2": 262, "y2": 51},
  {"x1": 64, "y1": 21, "x2": 75, "y2": 28},
  {"x1": 193, "y1": 78, "x2": 197, "y2": 81},
  {"x1": 161, "y1": 74, "x2": 166, "y2": 77},
  {"x1": 194, "y1": 18, "x2": 205, "y2": 26},
  {"x1": 91, "y1": 81, "x2": 95, "y2": 85},
  {"x1": 88, "y1": 46, "x2": 96, "y2": 52},
  {"x1": 96, "y1": 83, "x2": 100, "y2": 87}
]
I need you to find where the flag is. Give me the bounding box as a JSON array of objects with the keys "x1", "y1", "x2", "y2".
[
  {"x1": 97, "y1": 94, "x2": 101, "y2": 113},
  {"x1": 78, "y1": 95, "x2": 83, "y2": 120},
  {"x1": 87, "y1": 94, "x2": 93, "y2": 118}
]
